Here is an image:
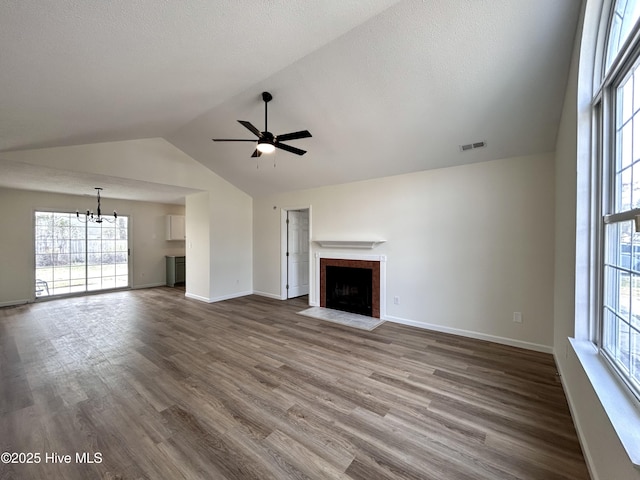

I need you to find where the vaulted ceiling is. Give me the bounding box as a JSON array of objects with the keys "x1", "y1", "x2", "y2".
[{"x1": 0, "y1": 0, "x2": 582, "y2": 199}]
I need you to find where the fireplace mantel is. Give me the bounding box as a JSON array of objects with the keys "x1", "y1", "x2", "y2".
[{"x1": 313, "y1": 240, "x2": 385, "y2": 249}]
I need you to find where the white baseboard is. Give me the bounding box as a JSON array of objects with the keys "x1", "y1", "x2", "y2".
[
  {"x1": 132, "y1": 282, "x2": 165, "y2": 290},
  {"x1": 253, "y1": 290, "x2": 283, "y2": 300},
  {"x1": 185, "y1": 292, "x2": 212, "y2": 303},
  {"x1": 383, "y1": 314, "x2": 553, "y2": 354},
  {"x1": 0, "y1": 299, "x2": 30, "y2": 308},
  {"x1": 186, "y1": 290, "x2": 253, "y2": 304},
  {"x1": 210, "y1": 290, "x2": 253, "y2": 303}
]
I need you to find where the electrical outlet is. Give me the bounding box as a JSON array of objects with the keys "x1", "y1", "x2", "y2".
[
  {"x1": 394, "y1": 296, "x2": 400, "y2": 305},
  {"x1": 513, "y1": 312, "x2": 522, "y2": 323}
]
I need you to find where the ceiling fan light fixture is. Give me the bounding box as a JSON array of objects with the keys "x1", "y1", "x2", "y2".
[
  {"x1": 257, "y1": 139, "x2": 276, "y2": 154},
  {"x1": 212, "y1": 91, "x2": 311, "y2": 157}
]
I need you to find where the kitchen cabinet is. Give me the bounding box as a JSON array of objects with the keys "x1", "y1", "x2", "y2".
[{"x1": 166, "y1": 215, "x2": 185, "y2": 241}]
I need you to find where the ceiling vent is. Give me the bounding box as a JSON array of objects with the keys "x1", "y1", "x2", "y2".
[{"x1": 460, "y1": 141, "x2": 487, "y2": 152}]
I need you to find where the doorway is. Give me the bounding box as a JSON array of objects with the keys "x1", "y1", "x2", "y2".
[
  {"x1": 34, "y1": 211, "x2": 130, "y2": 297},
  {"x1": 281, "y1": 208, "x2": 310, "y2": 299}
]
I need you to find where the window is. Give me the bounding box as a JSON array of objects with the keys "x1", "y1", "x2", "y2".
[
  {"x1": 606, "y1": 0, "x2": 640, "y2": 71},
  {"x1": 35, "y1": 211, "x2": 129, "y2": 297},
  {"x1": 597, "y1": 0, "x2": 640, "y2": 400}
]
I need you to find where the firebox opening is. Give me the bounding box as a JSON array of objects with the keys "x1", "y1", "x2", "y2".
[{"x1": 325, "y1": 266, "x2": 373, "y2": 316}]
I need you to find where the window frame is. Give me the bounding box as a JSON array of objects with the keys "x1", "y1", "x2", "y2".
[{"x1": 594, "y1": 0, "x2": 640, "y2": 404}]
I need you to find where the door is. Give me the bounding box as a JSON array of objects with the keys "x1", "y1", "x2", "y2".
[
  {"x1": 287, "y1": 209, "x2": 309, "y2": 298},
  {"x1": 35, "y1": 211, "x2": 129, "y2": 297}
]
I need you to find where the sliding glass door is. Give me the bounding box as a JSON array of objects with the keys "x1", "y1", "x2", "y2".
[{"x1": 35, "y1": 211, "x2": 129, "y2": 297}]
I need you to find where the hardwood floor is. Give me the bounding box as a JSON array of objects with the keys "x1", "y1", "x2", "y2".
[{"x1": 0, "y1": 288, "x2": 589, "y2": 479}]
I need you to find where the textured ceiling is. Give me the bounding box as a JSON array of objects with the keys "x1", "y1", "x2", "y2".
[{"x1": 0, "y1": 0, "x2": 582, "y2": 199}]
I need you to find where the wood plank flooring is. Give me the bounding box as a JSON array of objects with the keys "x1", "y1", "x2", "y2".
[{"x1": 0, "y1": 288, "x2": 590, "y2": 479}]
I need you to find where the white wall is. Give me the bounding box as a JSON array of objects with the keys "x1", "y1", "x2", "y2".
[
  {"x1": 185, "y1": 191, "x2": 211, "y2": 302},
  {"x1": 254, "y1": 153, "x2": 556, "y2": 351},
  {"x1": 554, "y1": 1, "x2": 640, "y2": 478},
  {"x1": 209, "y1": 184, "x2": 253, "y2": 302},
  {"x1": 0, "y1": 187, "x2": 185, "y2": 306},
  {"x1": 183, "y1": 185, "x2": 253, "y2": 303}
]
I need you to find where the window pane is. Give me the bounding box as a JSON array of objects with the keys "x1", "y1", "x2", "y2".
[
  {"x1": 622, "y1": 78, "x2": 634, "y2": 124},
  {"x1": 101, "y1": 276, "x2": 116, "y2": 290},
  {"x1": 632, "y1": 326, "x2": 640, "y2": 385},
  {"x1": 629, "y1": 273, "x2": 640, "y2": 325},
  {"x1": 35, "y1": 254, "x2": 52, "y2": 268},
  {"x1": 605, "y1": 221, "x2": 635, "y2": 273},
  {"x1": 70, "y1": 265, "x2": 85, "y2": 280},
  {"x1": 603, "y1": 221, "x2": 635, "y2": 375},
  {"x1": 618, "y1": 320, "x2": 631, "y2": 373},
  {"x1": 622, "y1": 122, "x2": 633, "y2": 170},
  {"x1": 70, "y1": 225, "x2": 84, "y2": 240},
  {"x1": 35, "y1": 268, "x2": 53, "y2": 285},
  {"x1": 635, "y1": 67, "x2": 640, "y2": 112},
  {"x1": 633, "y1": 162, "x2": 640, "y2": 207},
  {"x1": 619, "y1": 269, "x2": 630, "y2": 317},
  {"x1": 87, "y1": 264, "x2": 102, "y2": 279},
  {"x1": 607, "y1": 13, "x2": 623, "y2": 70},
  {"x1": 87, "y1": 226, "x2": 102, "y2": 241},
  {"x1": 606, "y1": 0, "x2": 640, "y2": 70},
  {"x1": 87, "y1": 252, "x2": 101, "y2": 266},
  {"x1": 101, "y1": 253, "x2": 114, "y2": 265},
  {"x1": 35, "y1": 212, "x2": 53, "y2": 225},
  {"x1": 116, "y1": 216, "x2": 128, "y2": 230},
  {"x1": 87, "y1": 278, "x2": 102, "y2": 291},
  {"x1": 604, "y1": 308, "x2": 618, "y2": 355},
  {"x1": 617, "y1": 167, "x2": 633, "y2": 212},
  {"x1": 52, "y1": 280, "x2": 72, "y2": 296},
  {"x1": 68, "y1": 282, "x2": 86, "y2": 294}
]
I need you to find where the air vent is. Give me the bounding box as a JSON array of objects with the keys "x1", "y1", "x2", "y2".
[{"x1": 460, "y1": 140, "x2": 487, "y2": 152}]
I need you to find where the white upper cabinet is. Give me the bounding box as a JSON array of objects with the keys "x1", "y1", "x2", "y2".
[{"x1": 166, "y1": 215, "x2": 185, "y2": 241}]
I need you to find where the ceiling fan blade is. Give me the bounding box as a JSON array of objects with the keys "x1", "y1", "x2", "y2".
[
  {"x1": 212, "y1": 138, "x2": 257, "y2": 142},
  {"x1": 251, "y1": 149, "x2": 262, "y2": 158},
  {"x1": 276, "y1": 130, "x2": 312, "y2": 142},
  {"x1": 275, "y1": 142, "x2": 307, "y2": 156},
  {"x1": 238, "y1": 120, "x2": 262, "y2": 137}
]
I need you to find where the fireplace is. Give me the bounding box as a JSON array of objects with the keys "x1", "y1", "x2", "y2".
[{"x1": 319, "y1": 258, "x2": 381, "y2": 318}]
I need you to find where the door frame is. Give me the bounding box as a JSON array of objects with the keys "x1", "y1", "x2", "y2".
[{"x1": 280, "y1": 205, "x2": 312, "y2": 301}]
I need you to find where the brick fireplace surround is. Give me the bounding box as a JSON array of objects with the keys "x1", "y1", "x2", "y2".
[{"x1": 319, "y1": 258, "x2": 381, "y2": 318}]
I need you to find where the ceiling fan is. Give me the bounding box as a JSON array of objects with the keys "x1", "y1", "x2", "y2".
[{"x1": 212, "y1": 91, "x2": 312, "y2": 157}]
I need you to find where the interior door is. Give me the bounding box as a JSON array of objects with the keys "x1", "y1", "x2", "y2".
[{"x1": 287, "y1": 210, "x2": 309, "y2": 298}]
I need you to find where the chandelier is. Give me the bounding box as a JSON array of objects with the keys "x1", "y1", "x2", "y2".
[{"x1": 76, "y1": 187, "x2": 117, "y2": 223}]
